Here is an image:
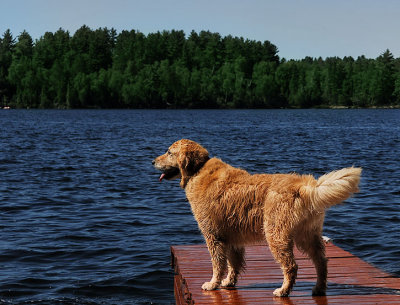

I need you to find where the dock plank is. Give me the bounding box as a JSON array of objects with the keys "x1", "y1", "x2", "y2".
[{"x1": 171, "y1": 243, "x2": 400, "y2": 304}]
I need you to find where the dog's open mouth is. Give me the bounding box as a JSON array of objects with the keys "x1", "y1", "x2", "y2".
[{"x1": 159, "y1": 167, "x2": 180, "y2": 182}]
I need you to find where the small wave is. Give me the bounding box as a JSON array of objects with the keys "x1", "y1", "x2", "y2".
[
  {"x1": 39, "y1": 166, "x2": 78, "y2": 172},
  {"x1": 0, "y1": 205, "x2": 30, "y2": 213},
  {"x1": 55, "y1": 234, "x2": 98, "y2": 242},
  {"x1": 128, "y1": 219, "x2": 154, "y2": 227},
  {"x1": 55, "y1": 176, "x2": 73, "y2": 183},
  {"x1": 0, "y1": 158, "x2": 21, "y2": 165},
  {"x1": 0, "y1": 297, "x2": 104, "y2": 305}
]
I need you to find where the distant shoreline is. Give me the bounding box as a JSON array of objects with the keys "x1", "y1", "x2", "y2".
[
  {"x1": 1, "y1": 27, "x2": 400, "y2": 110},
  {"x1": 318, "y1": 105, "x2": 400, "y2": 109},
  {"x1": 2, "y1": 105, "x2": 400, "y2": 110}
]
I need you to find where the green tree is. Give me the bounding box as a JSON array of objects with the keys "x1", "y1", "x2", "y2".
[
  {"x1": 275, "y1": 60, "x2": 303, "y2": 107},
  {"x1": 7, "y1": 31, "x2": 38, "y2": 108},
  {"x1": 113, "y1": 30, "x2": 145, "y2": 72},
  {"x1": 340, "y1": 57, "x2": 354, "y2": 106},
  {"x1": 393, "y1": 71, "x2": 400, "y2": 103},
  {"x1": 0, "y1": 29, "x2": 15, "y2": 106},
  {"x1": 219, "y1": 61, "x2": 235, "y2": 107},
  {"x1": 373, "y1": 49, "x2": 395, "y2": 105},
  {"x1": 321, "y1": 57, "x2": 345, "y2": 106},
  {"x1": 352, "y1": 56, "x2": 372, "y2": 107},
  {"x1": 252, "y1": 61, "x2": 279, "y2": 107},
  {"x1": 198, "y1": 31, "x2": 223, "y2": 72},
  {"x1": 165, "y1": 30, "x2": 185, "y2": 62},
  {"x1": 89, "y1": 27, "x2": 114, "y2": 71}
]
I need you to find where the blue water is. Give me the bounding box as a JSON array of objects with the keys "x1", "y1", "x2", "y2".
[{"x1": 0, "y1": 109, "x2": 399, "y2": 304}]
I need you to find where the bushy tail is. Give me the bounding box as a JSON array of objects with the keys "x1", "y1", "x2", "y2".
[{"x1": 305, "y1": 167, "x2": 362, "y2": 211}]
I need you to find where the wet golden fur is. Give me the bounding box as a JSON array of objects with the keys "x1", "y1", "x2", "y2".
[{"x1": 153, "y1": 139, "x2": 361, "y2": 297}]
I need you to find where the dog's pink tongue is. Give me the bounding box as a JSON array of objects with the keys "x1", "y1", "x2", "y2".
[{"x1": 159, "y1": 173, "x2": 165, "y2": 182}]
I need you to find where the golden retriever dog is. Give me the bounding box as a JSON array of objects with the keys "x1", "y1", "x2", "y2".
[{"x1": 153, "y1": 139, "x2": 361, "y2": 297}]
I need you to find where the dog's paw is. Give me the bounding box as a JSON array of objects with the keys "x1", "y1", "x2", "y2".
[
  {"x1": 221, "y1": 278, "x2": 236, "y2": 287},
  {"x1": 273, "y1": 288, "x2": 289, "y2": 297},
  {"x1": 201, "y1": 281, "x2": 219, "y2": 291},
  {"x1": 312, "y1": 286, "x2": 326, "y2": 296}
]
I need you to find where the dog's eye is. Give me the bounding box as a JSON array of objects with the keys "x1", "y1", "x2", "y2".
[{"x1": 167, "y1": 150, "x2": 172, "y2": 155}]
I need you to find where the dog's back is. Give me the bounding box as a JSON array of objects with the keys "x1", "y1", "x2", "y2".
[{"x1": 185, "y1": 158, "x2": 361, "y2": 246}]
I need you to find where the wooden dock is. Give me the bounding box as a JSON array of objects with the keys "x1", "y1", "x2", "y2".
[{"x1": 171, "y1": 243, "x2": 400, "y2": 304}]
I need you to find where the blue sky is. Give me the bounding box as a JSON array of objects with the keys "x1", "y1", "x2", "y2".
[{"x1": 1, "y1": 0, "x2": 399, "y2": 60}]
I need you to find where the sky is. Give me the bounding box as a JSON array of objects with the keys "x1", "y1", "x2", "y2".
[{"x1": 1, "y1": 0, "x2": 400, "y2": 60}]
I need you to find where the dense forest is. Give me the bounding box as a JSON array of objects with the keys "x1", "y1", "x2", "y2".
[{"x1": 1, "y1": 26, "x2": 400, "y2": 109}]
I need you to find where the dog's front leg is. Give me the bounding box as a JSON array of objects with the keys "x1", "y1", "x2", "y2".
[
  {"x1": 221, "y1": 246, "x2": 245, "y2": 287},
  {"x1": 202, "y1": 237, "x2": 227, "y2": 291}
]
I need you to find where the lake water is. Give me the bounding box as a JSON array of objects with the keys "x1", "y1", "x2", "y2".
[{"x1": 0, "y1": 109, "x2": 399, "y2": 304}]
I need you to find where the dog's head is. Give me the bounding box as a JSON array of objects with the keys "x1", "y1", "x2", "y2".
[{"x1": 153, "y1": 139, "x2": 209, "y2": 188}]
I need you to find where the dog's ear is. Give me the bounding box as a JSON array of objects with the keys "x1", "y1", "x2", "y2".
[{"x1": 177, "y1": 144, "x2": 209, "y2": 188}]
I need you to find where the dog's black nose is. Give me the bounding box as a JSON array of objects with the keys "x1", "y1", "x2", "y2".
[{"x1": 152, "y1": 159, "x2": 155, "y2": 165}]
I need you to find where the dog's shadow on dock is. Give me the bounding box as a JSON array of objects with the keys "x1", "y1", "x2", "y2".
[{"x1": 202, "y1": 282, "x2": 400, "y2": 305}]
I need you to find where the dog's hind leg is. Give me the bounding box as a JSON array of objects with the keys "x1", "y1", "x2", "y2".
[
  {"x1": 296, "y1": 233, "x2": 328, "y2": 296},
  {"x1": 221, "y1": 246, "x2": 245, "y2": 288},
  {"x1": 266, "y1": 233, "x2": 298, "y2": 297},
  {"x1": 202, "y1": 237, "x2": 228, "y2": 290}
]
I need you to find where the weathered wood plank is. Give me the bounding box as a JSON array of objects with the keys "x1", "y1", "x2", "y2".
[{"x1": 171, "y1": 243, "x2": 400, "y2": 304}]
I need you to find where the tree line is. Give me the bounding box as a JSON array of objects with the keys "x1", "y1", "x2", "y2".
[{"x1": 1, "y1": 26, "x2": 399, "y2": 109}]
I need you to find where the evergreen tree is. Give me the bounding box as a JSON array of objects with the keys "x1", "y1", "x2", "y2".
[
  {"x1": 252, "y1": 61, "x2": 279, "y2": 107},
  {"x1": 0, "y1": 29, "x2": 15, "y2": 106},
  {"x1": 8, "y1": 31, "x2": 37, "y2": 108},
  {"x1": 374, "y1": 49, "x2": 395, "y2": 105}
]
